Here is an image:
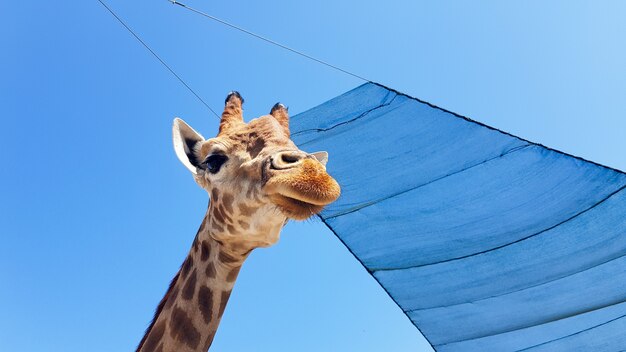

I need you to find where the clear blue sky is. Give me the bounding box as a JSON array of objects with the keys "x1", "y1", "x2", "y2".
[{"x1": 1, "y1": 1, "x2": 625, "y2": 351}]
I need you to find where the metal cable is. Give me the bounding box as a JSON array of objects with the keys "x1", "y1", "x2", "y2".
[
  {"x1": 168, "y1": 0, "x2": 370, "y2": 83},
  {"x1": 96, "y1": 0, "x2": 221, "y2": 118}
]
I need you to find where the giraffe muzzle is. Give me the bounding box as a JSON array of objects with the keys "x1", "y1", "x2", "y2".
[{"x1": 264, "y1": 157, "x2": 341, "y2": 219}]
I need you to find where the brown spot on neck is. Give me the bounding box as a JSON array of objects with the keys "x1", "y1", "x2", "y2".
[
  {"x1": 181, "y1": 256, "x2": 194, "y2": 279},
  {"x1": 181, "y1": 269, "x2": 197, "y2": 301},
  {"x1": 205, "y1": 262, "x2": 216, "y2": 278},
  {"x1": 226, "y1": 266, "x2": 241, "y2": 282},
  {"x1": 170, "y1": 307, "x2": 201, "y2": 349},
  {"x1": 192, "y1": 238, "x2": 199, "y2": 253},
  {"x1": 192, "y1": 218, "x2": 207, "y2": 254},
  {"x1": 220, "y1": 204, "x2": 232, "y2": 223},
  {"x1": 163, "y1": 286, "x2": 179, "y2": 311},
  {"x1": 212, "y1": 206, "x2": 226, "y2": 224},
  {"x1": 218, "y1": 290, "x2": 232, "y2": 318},
  {"x1": 218, "y1": 249, "x2": 241, "y2": 265},
  {"x1": 237, "y1": 220, "x2": 250, "y2": 230},
  {"x1": 200, "y1": 241, "x2": 211, "y2": 261},
  {"x1": 197, "y1": 285, "x2": 213, "y2": 324},
  {"x1": 238, "y1": 203, "x2": 256, "y2": 217},
  {"x1": 221, "y1": 193, "x2": 234, "y2": 214},
  {"x1": 211, "y1": 220, "x2": 224, "y2": 233},
  {"x1": 212, "y1": 204, "x2": 231, "y2": 225}
]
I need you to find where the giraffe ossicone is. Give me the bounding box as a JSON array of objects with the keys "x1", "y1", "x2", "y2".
[{"x1": 137, "y1": 92, "x2": 340, "y2": 352}]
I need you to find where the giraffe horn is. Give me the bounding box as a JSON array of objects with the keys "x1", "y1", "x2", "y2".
[
  {"x1": 219, "y1": 91, "x2": 244, "y2": 134},
  {"x1": 270, "y1": 102, "x2": 289, "y2": 136}
]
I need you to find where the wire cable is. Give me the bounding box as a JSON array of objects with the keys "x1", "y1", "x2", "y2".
[
  {"x1": 96, "y1": 0, "x2": 220, "y2": 118},
  {"x1": 168, "y1": 0, "x2": 370, "y2": 83}
]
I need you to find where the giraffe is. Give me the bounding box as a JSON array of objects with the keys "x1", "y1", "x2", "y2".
[{"x1": 136, "y1": 91, "x2": 341, "y2": 352}]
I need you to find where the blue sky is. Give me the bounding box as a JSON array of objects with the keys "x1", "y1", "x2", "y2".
[{"x1": 1, "y1": 1, "x2": 625, "y2": 351}]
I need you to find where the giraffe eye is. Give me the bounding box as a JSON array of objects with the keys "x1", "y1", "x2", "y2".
[{"x1": 204, "y1": 154, "x2": 228, "y2": 174}]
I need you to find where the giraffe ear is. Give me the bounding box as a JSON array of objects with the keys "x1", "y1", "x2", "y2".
[
  {"x1": 173, "y1": 118, "x2": 205, "y2": 174},
  {"x1": 311, "y1": 151, "x2": 328, "y2": 166}
]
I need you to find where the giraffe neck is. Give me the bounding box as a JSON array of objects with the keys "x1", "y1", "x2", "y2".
[{"x1": 137, "y1": 213, "x2": 248, "y2": 352}]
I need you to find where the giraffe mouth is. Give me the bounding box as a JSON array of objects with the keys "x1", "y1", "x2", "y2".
[
  {"x1": 270, "y1": 193, "x2": 325, "y2": 220},
  {"x1": 265, "y1": 158, "x2": 340, "y2": 219}
]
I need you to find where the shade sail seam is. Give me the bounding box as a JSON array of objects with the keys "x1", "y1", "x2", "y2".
[
  {"x1": 433, "y1": 298, "x2": 626, "y2": 347},
  {"x1": 292, "y1": 91, "x2": 398, "y2": 136},
  {"x1": 372, "y1": 184, "x2": 626, "y2": 272},
  {"x1": 324, "y1": 143, "x2": 531, "y2": 220},
  {"x1": 404, "y1": 249, "x2": 626, "y2": 312},
  {"x1": 370, "y1": 82, "x2": 626, "y2": 176},
  {"x1": 514, "y1": 313, "x2": 626, "y2": 351}
]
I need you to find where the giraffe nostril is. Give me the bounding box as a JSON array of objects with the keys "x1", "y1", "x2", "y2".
[
  {"x1": 271, "y1": 151, "x2": 305, "y2": 170},
  {"x1": 281, "y1": 154, "x2": 300, "y2": 164}
]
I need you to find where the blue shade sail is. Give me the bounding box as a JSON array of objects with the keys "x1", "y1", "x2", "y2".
[{"x1": 291, "y1": 82, "x2": 626, "y2": 352}]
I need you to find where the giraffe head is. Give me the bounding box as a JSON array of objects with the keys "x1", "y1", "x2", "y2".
[{"x1": 172, "y1": 92, "x2": 340, "y2": 253}]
